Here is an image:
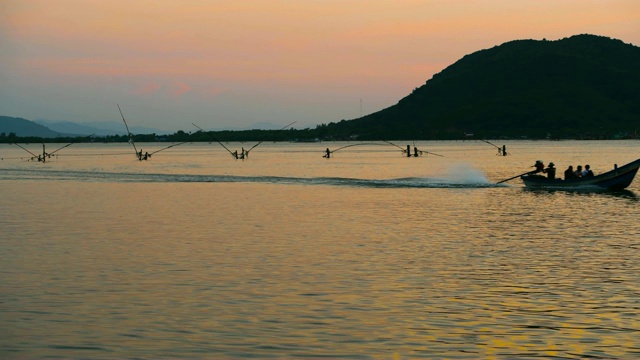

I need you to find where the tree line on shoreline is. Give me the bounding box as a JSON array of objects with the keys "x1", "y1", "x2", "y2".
[{"x1": 1, "y1": 126, "x2": 637, "y2": 145}]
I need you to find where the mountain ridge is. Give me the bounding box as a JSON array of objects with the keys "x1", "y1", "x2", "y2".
[
  {"x1": 0, "y1": 116, "x2": 66, "y2": 138},
  {"x1": 1, "y1": 117, "x2": 290, "y2": 138},
  {"x1": 3, "y1": 34, "x2": 639, "y2": 141},
  {"x1": 326, "y1": 34, "x2": 640, "y2": 139}
]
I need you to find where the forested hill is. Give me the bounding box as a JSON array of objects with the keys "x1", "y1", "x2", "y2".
[
  {"x1": 0, "y1": 116, "x2": 62, "y2": 138},
  {"x1": 326, "y1": 34, "x2": 640, "y2": 140}
]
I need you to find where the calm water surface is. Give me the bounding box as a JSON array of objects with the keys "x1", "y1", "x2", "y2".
[{"x1": 1, "y1": 140, "x2": 639, "y2": 359}]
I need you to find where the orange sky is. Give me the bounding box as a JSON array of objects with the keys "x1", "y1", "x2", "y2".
[{"x1": 1, "y1": 0, "x2": 639, "y2": 130}]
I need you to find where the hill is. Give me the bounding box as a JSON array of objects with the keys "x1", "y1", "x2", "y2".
[
  {"x1": 0, "y1": 116, "x2": 64, "y2": 138},
  {"x1": 325, "y1": 34, "x2": 640, "y2": 140},
  {"x1": 33, "y1": 120, "x2": 125, "y2": 136}
]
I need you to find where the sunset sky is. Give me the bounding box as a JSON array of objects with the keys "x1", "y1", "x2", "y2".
[{"x1": 1, "y1": 0, "x2": 639, "y2": 131}]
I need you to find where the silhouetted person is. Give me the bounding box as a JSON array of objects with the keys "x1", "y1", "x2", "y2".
[
  {"x1": 414, "y1": 146, "x2": 419, "y2": 157},
  {"x1": 574, "y1": 165, "x2": 583, "y2": 178},
  {"x1": 564, "y1": 165, "x2": 577, "y2": 180},
  {"x1": 583, "y1": 164, "x2": 594, "y2": 177},
  {"x1": 543, "y1": 162, "x2": 556, "y2": 180},
  {"x1": 406, "y1": 145, "x2": 411, "y2": 157},
  {"x1": 324, "y1": 148, "x2": 331, "y2": 158},
  {"x1": 502, "y1": 145, "x2": 507, "y2": 156},
  {"x1": 533, "y1": 160, "x2": 545, "y2": 174}
]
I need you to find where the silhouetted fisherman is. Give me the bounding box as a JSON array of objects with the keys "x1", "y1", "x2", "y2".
[
  {"x1": 406, "y1": 145, "x2": 411, "y2": 157},
  {"x1": 533, "y1": 160, "x2": 545, "y2": 174},
  {"x1": 231, "y1": 149, "x2": 245, "y2": 159},
  {"x1": 543, "y1": 162, "x2": 556, "y2": 179},
  {"x1": 324, "y1": 148, "x2": 331, "y2": 158},
  {"x1": 502, "y1": 145, "x2": 507, "y2": 156},
  {"x1": 414, "y1": 146, "x2": 419, "y2": 157}
]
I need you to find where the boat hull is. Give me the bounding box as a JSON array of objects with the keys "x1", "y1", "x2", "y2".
[{"x1": 521, "y1": 158, "x2": 640, "y2": 190}]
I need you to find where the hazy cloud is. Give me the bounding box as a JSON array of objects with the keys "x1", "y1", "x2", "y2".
[{"x1": 132, "y1": 82, "x2": 162, "y2": 97}]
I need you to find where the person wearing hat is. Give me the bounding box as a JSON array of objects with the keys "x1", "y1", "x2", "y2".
[{"x1": 543, "y1": 162, "x2": 556, "y2": 180}]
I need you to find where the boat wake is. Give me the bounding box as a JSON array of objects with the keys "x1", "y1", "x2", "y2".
[{"x1": 0, "y1": 166, "x2": 500, "y2": 189}]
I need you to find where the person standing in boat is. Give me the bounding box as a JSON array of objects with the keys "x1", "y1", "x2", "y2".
[
  {"x1": 533, "y1": 160, "x2": 545, "y2": 174},
  {"x1": 543, "y1": 162, "x2": 556, "y2": 179}
]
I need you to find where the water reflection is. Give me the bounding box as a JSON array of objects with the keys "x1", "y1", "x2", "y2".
[
  {"x1": 2, "y1": 141, "x2": 640, "y2": 359},
  {"x1": 523, "y1": 188, "x2": 639, "y2": 201}
]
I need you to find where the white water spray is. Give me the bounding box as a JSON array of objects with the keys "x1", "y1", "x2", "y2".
[{"x1": 439, "y1": 162, "x2": 490, "y2": 185}]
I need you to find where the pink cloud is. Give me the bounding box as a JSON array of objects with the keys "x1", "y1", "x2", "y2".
[
  {"x1": 132, "y1": 82, "x2": 161, "y2": 96},
  {"x1": 171, "y1": 82, "x2": 191, "y2": 98}
]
